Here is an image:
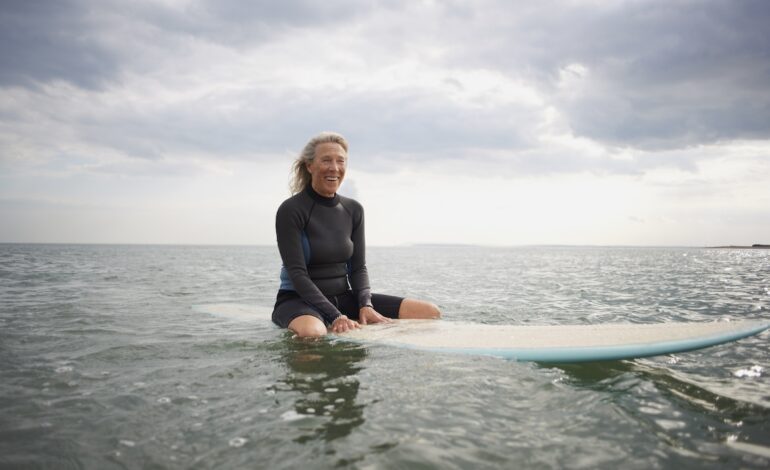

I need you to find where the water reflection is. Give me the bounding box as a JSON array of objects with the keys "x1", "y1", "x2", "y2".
[
  {"x1": 549, "y1": 361, "x2": 770, "y2": 460},
  {"x1": 279, "y1": 337, "x2": 367, "y2": 443}
]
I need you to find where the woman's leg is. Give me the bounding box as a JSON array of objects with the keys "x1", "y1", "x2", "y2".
[
  {"x1": 288, "y1": 314, "x2": 328, "y2": 338},
  {"x1": 398, "y1": 298, "x2": 441, "y2": 319}
]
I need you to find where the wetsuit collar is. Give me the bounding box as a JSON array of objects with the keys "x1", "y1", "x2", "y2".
[{"x1": 305, "y1": 185, "x2": 339, "y2": 207}]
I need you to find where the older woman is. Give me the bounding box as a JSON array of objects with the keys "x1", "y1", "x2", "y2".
[{"x1": 272, "y1": 132, "x2": 440, "y2": 337}]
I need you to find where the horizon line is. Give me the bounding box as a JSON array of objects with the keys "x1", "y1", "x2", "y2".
[{"x1": 2, "y1": 241, "x2": 761, "y2": 249}]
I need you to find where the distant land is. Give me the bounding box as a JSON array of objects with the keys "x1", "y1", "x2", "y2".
[{"x1": 705, "y1": 244, "x2": 770, "y2": 249}]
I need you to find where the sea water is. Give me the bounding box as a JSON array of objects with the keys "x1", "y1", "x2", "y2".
[{"x1": 0, "y1": 244, "x2": 768, "y2": 469}]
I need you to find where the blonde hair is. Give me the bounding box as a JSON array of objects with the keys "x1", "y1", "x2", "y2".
[{"x1": 290, "y1": 131, "x2": 349, "y2": 194}]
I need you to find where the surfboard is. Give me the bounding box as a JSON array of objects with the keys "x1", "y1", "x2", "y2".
[
  {"x1": 190, "y1": 304, "x2": 768, "y2": 362},
  {"x1": 334, "y1": 319, "x2": 769, "y2": 362}
]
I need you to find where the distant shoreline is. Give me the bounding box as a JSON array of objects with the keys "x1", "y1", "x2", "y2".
[{"x1": 705, "y1": 244, "x2": 770, "y2": 249}]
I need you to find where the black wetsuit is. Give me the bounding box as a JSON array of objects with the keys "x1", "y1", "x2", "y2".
[{"x1": 272, "y1": 185, "x2": 402, "y2": 327}]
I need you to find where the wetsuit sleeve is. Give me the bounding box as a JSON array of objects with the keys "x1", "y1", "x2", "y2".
[
  {"x1": 276, "y1": 201, "x2": 343, "y2": 324},
  {"x1": 348, "y1": 203, "x2": 373, "y2": 309}
]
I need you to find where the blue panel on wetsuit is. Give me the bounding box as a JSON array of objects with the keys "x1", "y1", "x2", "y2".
[{"x1": 279, "y1": 231, "x2": 311, "y2": 290}]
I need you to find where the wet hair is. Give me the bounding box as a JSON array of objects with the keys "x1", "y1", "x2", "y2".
[{"x1": 290, "y1": 131, "x2": 349, "y2": 194}]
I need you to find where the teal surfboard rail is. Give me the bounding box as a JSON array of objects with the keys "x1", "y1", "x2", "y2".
[
  {"x1": 439, "y1": 321, "x2": 770, "y2": 362},
  {"x1": 336, "y1": 321, "x2": 769, "y2": 363}
]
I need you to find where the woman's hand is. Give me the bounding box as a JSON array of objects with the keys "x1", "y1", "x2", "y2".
[
  {"x1": 330, "y1": 315, "x2": 360, "y2": 333},
  {"x1": 358, "y1": 306, "x2": 393, "y2": 325}
]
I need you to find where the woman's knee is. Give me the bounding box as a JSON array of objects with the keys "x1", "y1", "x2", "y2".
[
  {"x1": 398, "y1": 299, "x2": 441, "y2": 319},
  {"x1": 288, "y1": 315, "x2": 328, "y2": 337},
  {"x1": 423, "y1": 302, "x2": 441, "y2": 319}
]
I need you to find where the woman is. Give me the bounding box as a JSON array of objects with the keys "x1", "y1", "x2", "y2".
[{"x1": 272, "y1": 132, "x2": 440, "y2": 337}]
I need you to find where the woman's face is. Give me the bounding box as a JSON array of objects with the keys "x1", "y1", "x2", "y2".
[{"x1": 306, "y1": 142, "x2": 347, "y2": 197}]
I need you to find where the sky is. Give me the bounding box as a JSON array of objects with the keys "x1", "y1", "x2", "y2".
[{"x1": 1, "y1": 0, "x2": 769, "y2": 246}]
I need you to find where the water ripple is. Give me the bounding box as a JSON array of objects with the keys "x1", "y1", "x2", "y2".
[{"x1": 1, "y1": 244, "x2": 768, "y2": 468}]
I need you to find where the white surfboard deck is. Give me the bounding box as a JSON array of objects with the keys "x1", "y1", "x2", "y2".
[{"x1": 335, "y1": 319, "x2": 769, "y2": 362}]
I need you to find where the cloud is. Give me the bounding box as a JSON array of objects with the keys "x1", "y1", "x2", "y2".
[
  {"x1": 0, "y1": 0, "x2": 388, "y2": 89},
  {"x1": 0, "y1": 76, "x2": 543, "y2": 176},
  {"x1": 436, "y1": 1, "x2": 770, "y2": 149},
  {"x1": 0, "y1": 0, "x2": 121, "y2": 89},
  {"x1": 1, "y1": 0, "x2": 769, "y2": 183}
]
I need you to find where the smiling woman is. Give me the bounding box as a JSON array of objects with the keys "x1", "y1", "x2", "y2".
[
  {"x1": 272, "y1": 132, "x2": 441, "y2": 337},
  {"x1": 289, "y1": 133, "x2": 348, "y2": 195},
  {"x1": 304, "y1": 141, "x2": 347, "y2": 197}
]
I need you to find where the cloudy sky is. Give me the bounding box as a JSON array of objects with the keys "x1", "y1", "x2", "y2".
[{"x1": 1, "y1": 0, "x2": 769, "y2": 246}]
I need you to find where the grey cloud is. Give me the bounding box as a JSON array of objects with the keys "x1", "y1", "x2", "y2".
[
  {"x1": 3, "y1": 0, "x2": 769, "y2": 179},
  {"x1": 32, "y1": 86, "x2": 538, "y2": 172},
  {"x1": 558, "y1": 1, "x2": 770, "y2": 149},
  {"x1": 116, "y1": 0, "x2": 386, "y2": 52},
  {"x1": 0, "y1": 0, "x2": 119, "y2": 88},
  {"x1": 0, "y1": 0, "x2": 395, "y2": 89},
  {"x1": 326, "y1": 92, "x2": 538, "y2": 157},
  {"x1": 440, "y1": 0, "x2": 770, "y2": 149},
  {"x1": 197, "y1": 0, "x2": 385, "y2": 32}
]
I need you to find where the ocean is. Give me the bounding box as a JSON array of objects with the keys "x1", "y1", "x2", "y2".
[{"x1": 0, "y1": 244, "x2": 768, "y2": 469}]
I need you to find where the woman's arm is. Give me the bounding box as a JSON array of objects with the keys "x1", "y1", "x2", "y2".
[
  {"x1": 347, "y1": 201, "x2": 373, "y2": 309},
  {"x1": 276, "y1": 201, "x2": 343, "y2": 324}
]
